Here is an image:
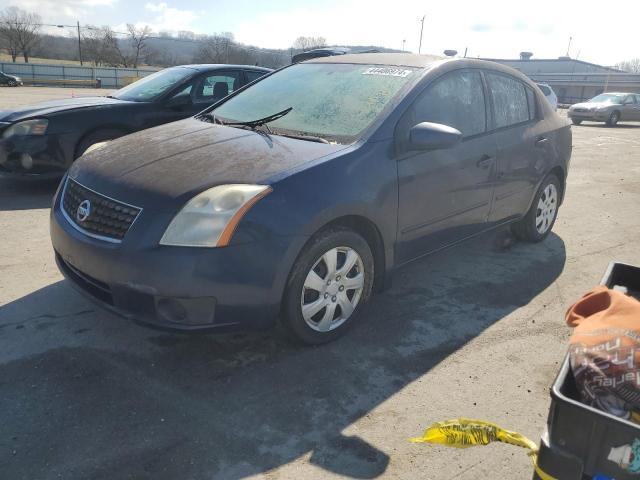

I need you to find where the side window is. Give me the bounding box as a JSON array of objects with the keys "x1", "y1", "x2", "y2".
[
  {"x1": 413, "y1": 70, "x2": 486, "y2": 137},
  {"x1": 486, "y1": 72, "x2": 530, "y2": 128},
  {"x1": 525, "y1": 86, "x2": 537, "y2": 120},
  {"x1": 623, "y1": 95, "x2": 635, "y2": 104},
  {"x1": 245, "y1": 70, "x2": 267, "y2": 83},
  {"x1": 194, "y1": 71, "x2": 241, "y2": 103},
  {"x1": 635, "y1": 95, "x2": 640, "y2": 104}
]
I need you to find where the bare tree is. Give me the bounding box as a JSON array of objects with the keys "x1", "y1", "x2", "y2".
[
  {"x1": 82, "y1": 26, "x2": 131, "y2": 67},
  {"x1": 292, "y1": 36, "x2": 326, "y2": 52},
  {"x1": 0, "y1": 22, "x2": 20, "y2": 62},
  {"x1": 615, "y1": 58, "x2": 640, "y2": 73},
  {"x1": 195, "y1": 33, "x2": 234, "y2": 64},
  {"x1": 0, "y1": 7, "x2": 42, "y2": 63},
  {"x1": 127, "y1": 24, "x2": 152, "y2": 68}
]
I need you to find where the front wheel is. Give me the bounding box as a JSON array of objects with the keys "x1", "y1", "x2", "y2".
[
  {"x1": 512, "y1": 174, "x2": 561, "y2": 243},
  {"x1": 8, "y1": 80, "x2": 17, "y2": 87},
  {"x1": 281, "y1": 227, "x2": 374, "y2": 344}
]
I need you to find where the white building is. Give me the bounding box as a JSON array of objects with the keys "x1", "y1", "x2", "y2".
[{"x1": 483, "y1": 54, "x2": 640, "y2": 104}]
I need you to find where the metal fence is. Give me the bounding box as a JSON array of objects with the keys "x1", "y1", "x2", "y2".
[{"x1": 0, "y1": 62, "x2": 158, "y2": 88}]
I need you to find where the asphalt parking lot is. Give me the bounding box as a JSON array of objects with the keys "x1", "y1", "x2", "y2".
[{"x1": 1, "y1": 87, "x2": 640, "y2": 479}]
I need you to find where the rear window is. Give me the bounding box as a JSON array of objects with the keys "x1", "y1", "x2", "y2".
[
  {"x1": 245, "y1": 70, "x2": 267, "y2": 83},
  {"x1": 212, "y1": 63, "x2": 417, "y2": 143},
  {"x1": 486, "y1": 72, "x2": 530, "y2": 128}
]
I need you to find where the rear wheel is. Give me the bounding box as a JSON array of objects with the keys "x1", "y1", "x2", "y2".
[
  {"x1": 282, "y1": 227, "x2": 374, "y2": 344},
  {"x1": 571, "y1": 118, "x2": 582, "y2": 125},
  {"x1": 512, "y1": 174, "x2": 560, "y2": 243},
  {"x1": 606, "y1": 111, "x2": 620, "y2": 127}
]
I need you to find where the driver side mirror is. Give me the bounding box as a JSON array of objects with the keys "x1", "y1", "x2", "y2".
[
  {"x1": 165, "y1": 94, "x2": 193, "y2": 110},
  {"x1": 408, "y1": 122, "x2": 462, "y2": 151}
]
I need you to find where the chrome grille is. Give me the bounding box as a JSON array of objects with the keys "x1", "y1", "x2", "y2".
[{"x1": 61, "y1": 177, "x2": 141, "y2": 242}]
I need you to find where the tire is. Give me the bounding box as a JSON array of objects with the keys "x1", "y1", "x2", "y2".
[
  {"x1": 606, "y1": 111, "x2": 620, "y2": 127},
  {"x1": 512, "y1": 174, "x2": 561, "y2": 243},
  {"x1": 75, "y1": 128, "x2": 125, "y2": 158},
  {"x1": 8, "y1": 80, "x2": 17, "y2": 87},
  {"x1": 281, "y1": 227, "x2": 375, "y2": 345},
  {"x1": 571, "y1": 118, "x2": 582, "y2": 125}
]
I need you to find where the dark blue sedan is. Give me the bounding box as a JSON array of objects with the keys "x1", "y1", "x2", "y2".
[{"x1": 50, "y1": 53, "x2": 572, "y2": 344}]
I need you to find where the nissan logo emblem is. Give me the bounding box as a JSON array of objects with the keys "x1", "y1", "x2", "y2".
[{"x1": 76, "y1": 200, "x2": 91, "y2": 222}]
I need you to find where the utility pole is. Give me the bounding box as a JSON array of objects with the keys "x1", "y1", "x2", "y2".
[
  {"x1": 566, "y1": 36, "x2": 572, "y2": 57},
  {"x1": 418, "y1": 15, "x2": 425, "y2": 54},
  {"x1": 402, "y1": 39, "x2": 406, "y2": 52},
  {"x1": 76, "y1": 21, "x2": 83, "y2": 66}
]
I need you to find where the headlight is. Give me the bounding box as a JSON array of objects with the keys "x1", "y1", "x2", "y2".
[
  {"x1": 160, "y1": 184, "x2": 272, "y2": 247},
  {"x1": 2, "y1": 119, "x2": 48, "y2": 138}
]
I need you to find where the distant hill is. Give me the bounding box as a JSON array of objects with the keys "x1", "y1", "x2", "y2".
[{"x1": 19, "y1": 33, "x2": 404, "y2": 69}]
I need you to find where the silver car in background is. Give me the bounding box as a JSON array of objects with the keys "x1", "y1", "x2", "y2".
[{"x1": 568, "y1": 92, "x2": 640, "y2": 126}]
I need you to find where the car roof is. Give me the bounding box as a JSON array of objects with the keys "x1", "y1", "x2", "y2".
[
  {"x1": 303, "y1": 53, "x2": 539, "y2": 82},
  {"x1": 305, "y1": 53, "x2": 444, "y2": 68},
  {"x1": 178, "y1": 64, "x2": 273, "y2": 72}
]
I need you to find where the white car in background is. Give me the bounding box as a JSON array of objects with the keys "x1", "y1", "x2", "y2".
[{"x1": 537, "y1": 83, "x2": 558, "y2": 110}]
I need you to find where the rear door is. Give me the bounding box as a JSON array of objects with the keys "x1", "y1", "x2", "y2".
[
  {"x1": 395, "y1": 69, "x2": 496, "y2": 263},
  {"x1": 485, "y1": 71, "x2": 544, "y2": 222}
]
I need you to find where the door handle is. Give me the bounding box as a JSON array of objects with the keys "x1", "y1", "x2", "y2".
[
  {"x1": 476, "y1": 154, "x2": 493, "y2": 168},
  {"x1": 535, "y1": 137, "x2": 549, "y2": 147}
]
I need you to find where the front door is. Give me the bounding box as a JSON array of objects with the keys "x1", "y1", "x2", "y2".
[
  {"x1": 396, "y1": 69, "x2": 496, "y2": 264},
  {"x1": 191, "y1": 71, "x2": 242, "y2": 113},
  {"x1": 620, "y1": 95, "x2": 637, "y2": 120}
]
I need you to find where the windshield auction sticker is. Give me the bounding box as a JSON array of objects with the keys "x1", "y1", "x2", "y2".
[{"x1": 362, "y1": 67, "x2": 413, "y2": 77}]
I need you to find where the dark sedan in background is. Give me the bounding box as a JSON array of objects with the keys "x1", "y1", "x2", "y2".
[
  {"x1": 0, "y1": 64, "x2": 271, "y2": 178},
  {"x1": 51, "y1": 54, "x2": 571, "y2": 344},
  {"x1": 0, "y1": 71, "x2": 23, "y2": 87}
]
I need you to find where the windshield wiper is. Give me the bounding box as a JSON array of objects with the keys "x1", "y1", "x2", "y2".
[
  {"x1": 275, "y1": 132, "x2": 331, "y2": 144},
  {"x1": 206, "y1": 107, "x2": 293, "y2": 130}
]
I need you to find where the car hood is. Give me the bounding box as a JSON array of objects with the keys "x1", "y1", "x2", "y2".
[
  {"x1": 0, "y1": 96, "x2": 133, "y2": 122},
  {"x1": 70, "y1": 118, "x2": 349, "y2": 211}
]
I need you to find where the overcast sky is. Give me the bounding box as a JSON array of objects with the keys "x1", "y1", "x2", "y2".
[{"x1": 4, "y1": 0, "x2": 637, "y2": 66}]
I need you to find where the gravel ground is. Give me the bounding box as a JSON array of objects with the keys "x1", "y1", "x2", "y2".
[{"x1": 1, "y1": 88, "x2": 640, "y2": 479}]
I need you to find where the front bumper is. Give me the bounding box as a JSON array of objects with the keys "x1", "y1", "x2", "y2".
[
  {"x1": 0, "y1": 132, "x2": 70, "y2": 178},
  {"x1": 50, "y1": 186, "x2": 305, "y2": 331}
]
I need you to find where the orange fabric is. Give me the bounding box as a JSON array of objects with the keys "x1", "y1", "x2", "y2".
[{"x1": 566, "y1": 286, "x2": 640, "y2": 421}]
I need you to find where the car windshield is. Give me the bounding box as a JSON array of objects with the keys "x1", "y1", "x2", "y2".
[
  {"x1": 210, "y1": 63, "x2": 417, "y2": 143},
  {"x1": 589, "y1": 93, "x2": 625, "y2": 104},
  {"x1": 112, "y1": 67, "x2": 194, "y2": 102}
]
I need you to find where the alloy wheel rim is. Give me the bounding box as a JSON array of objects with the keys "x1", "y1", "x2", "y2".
[
  {"x1": 300, "y1": 246, "x2": 365, "y2": 332},
  {"x1": 535, "y1": 183, "x2": 558, "y2": 234}
]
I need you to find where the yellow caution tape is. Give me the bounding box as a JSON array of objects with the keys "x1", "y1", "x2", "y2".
[{"x1": 409, "y1": 418, "x2": 557, "y2": 480}]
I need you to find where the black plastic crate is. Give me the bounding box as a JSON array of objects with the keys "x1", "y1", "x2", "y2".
[{"x1": 535, "y1": 262, "x2": 640, "y2": 480}]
